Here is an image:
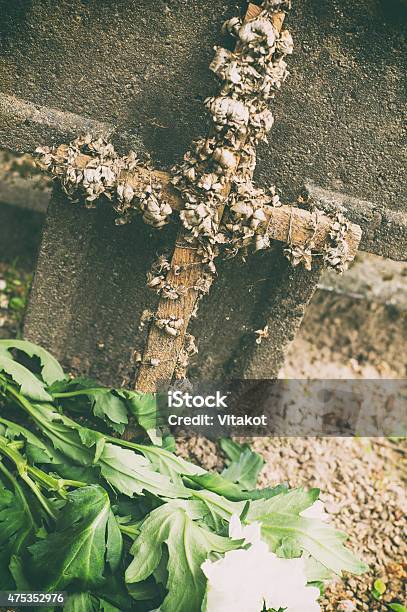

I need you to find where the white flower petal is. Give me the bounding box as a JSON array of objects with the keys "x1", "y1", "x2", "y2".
[{"x1": 202, "y1": 518, "x2": 321, "y2": 612}]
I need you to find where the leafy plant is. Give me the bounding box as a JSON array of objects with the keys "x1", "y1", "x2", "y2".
[
  {"x1": 220, "y1": 437, "x2": 265, "y2": 489},
  {"x1": 0, "y1": 340, "x2": 368, "y2": 611},
  {"x1": 125, "y1": 501, "x2": 242, "y2": 612},
  {"x1": 388, "y1": 604, "x2": 407, "y2": 612},
  {"x1": 0, "y1": 267, "x2": 32, "y2": 337},
  {"x1": 371, "y1": 577, "x2": 387, "y2": 601}
]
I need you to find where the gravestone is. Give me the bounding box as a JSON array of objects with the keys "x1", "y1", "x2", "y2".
[{"x1": 0, "y1": 0, "x2": 406, "y2": 384}]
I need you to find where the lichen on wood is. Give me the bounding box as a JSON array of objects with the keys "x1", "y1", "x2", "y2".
[{"x1": 36, "y1": 135, "x2": 173, "y2": 228}]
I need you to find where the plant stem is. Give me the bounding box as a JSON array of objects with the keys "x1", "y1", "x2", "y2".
[
  {"x1": 118, "y1": 523, "x2": 141, "y2": 538},
  {"x1": 8, "y1": 440, "x2": 25, "y2": 450},
  {"x1": 52, "y1": 389, "x2": 104, "y2": 399},
  {"x1": 0, "y1": 434, "x2": 57, "y2": 520},
  {"x1": 0, "y1": 415, "x2": 87, "y2": 494},
  {"x1": 0, "y1": 459, "x2": 37, "y2": 547}
]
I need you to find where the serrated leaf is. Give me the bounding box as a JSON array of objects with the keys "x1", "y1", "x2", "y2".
[
  {"x1": 0, "y1": 416, "x2": 50, "y2": 453},
  {"x1": 29, "y1": 485, "x2": 123, "y2": 590},
  {"x1": 134, "y1": 443, "x2": 205, "y2": 484},
  {"x1": 91, "y1": 391, "x2": 128, "y2": 434},
  {"x1": 0, "y1": 339, "x2": 65, "y2": 385},
  {"x1": 248, "y1": 487, "x2": 320, "y2": 518},
  {"x1": 189, "y1": 472, "x2": 286, "y2": 502},
  {"x1": 98, "y1": 444, "x2": 187, "y2": 499},
  {"x1": 125, "y1": 501, "x2": 242, "y2": 612},
  {"x1": 48, "y1": 376, "x2": 97, "y2": 394},
  {"x1": 64, "y1": 593, "x2": 123, "y2": 612},
  {"x1": 50, "y1": 378, "x2": 128, "y2": 435},
  {"x1": 190, "y1": 472, "x2": 250, "y2": 501},
  {"x1": 119, "y1": 390, "x2": 163, "y2": 444},
  {"x1": 192, "y1": 489, "x2": 246, "y2": 530},
  {"x1": 303, "y1": 554, "x2": 334, "y2": 582},
  {"x1": 29, "y1": 405, "x2": 186, "y2": 499},
  {"x1": 33, "y1": 406, "x2": 182, "y2": 498},
  {"x1": 31, "y1": 404, "x2": 95, "y2": 465},
  {"x1": 0, "y1": 355, "x2": 52, "y2": 401},
  {"x1": 247, "y1": 489, "x2": 368, "y2": 576},
  {"x1": 220, "y1": 438, "x2": 264, "y2": 489}
]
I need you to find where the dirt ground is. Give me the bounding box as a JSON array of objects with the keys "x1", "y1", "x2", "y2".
[{"x1": 0, "y1": 260, "x2": 406, "y2": 611}]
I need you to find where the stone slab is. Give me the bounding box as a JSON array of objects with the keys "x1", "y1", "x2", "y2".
[
  {"x1": 1, "y1": 0, "x2": 405, "y2": 382},
  {"x1": 0, "y1": 0, "x2": 405, "y2": 218},
  {"x1": 24, "y1": 192, "x2": 316, "y2": 384}
]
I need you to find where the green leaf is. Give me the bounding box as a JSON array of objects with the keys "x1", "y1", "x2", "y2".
[
  {"x1": 247, "y1": 489, "x2": 368, "y2": 576},
  {"x1": 0, "y1": 339, "x2": 65, "y2": 385},
  {"x1": 0, "y1": 355, "x2": 52, "y2": 401},
  {"x1": 119, "y1": 390, "x2": 163, "y2": 444},
  {"x1": 190, "y1": 472, "x2": 287, "y2": 502},
  {"x1": 0, "y1": 466, "x2": 36, "y2": 589},
  {"x1": 133, "y1": 443, "x2": 205, "y2": 483},
  {"x1": 9, "y1": 555, "x2": 32, "y2": 590},
  {"x1": 373, "y1": 578, "x2": 386, "y2": 598},
  {"x1": 220, "y1": 438, "x2": 264, "y2": 489},
  {"x1": 389, "y1": 604, "x2": 407, "y2": 612},
  {"x1": 29, "y1": 485, "x2": 123, "y2": 590},
  {"x1": 125, "y1": 501, "x2": 242, "y2": 612},
  {"x1": 189, "y1": 472, "x2": 249, "y2": 501},
  {"x1": 275, "y1": 536, "x2": 302, "y2": 558},
  {"x1": 374, "y1": 578, "x2": 386, "y2": 594},
  {"x1": 26, "y1": 404, "x2": 185, "y2": 499},
  {"x1": 0, "y1": 415, "x2": 50, "y2": 453},
  {"x1": 9, "y1": 296, "x2": 25, "y2": 311},
  {"x1": 188, "y1": 489, "x2": 245, "y2": 531},
  {"x1": 31, "y1": 404, "x2": 95, "y2": 466},
  {"x1": 98, "y1": 443, "x2": 187, "y2": 499},
  {"x1": 219, "y1": 438, "x2": 243, "y2": 463},
  {"x1": 91, "y1": 391, "x2": 128, "y2": 435},
  {"x1": 303, "y1": 554, "x2": 334, "y2": 582},
  {"x1": 65, "y1": 593, "x2": 97, "y2": 612},
  {"x1": 48, "y1": 376, "x2": 97, "y2": 394},
  {"x1": 64, "y1": 592, "x2": 123, "y2": 612},
  {"x1": 127, "y1": 577, "x2": 163, "y2": 603},
  {"x1": 50, "y1": 379, "x2": 129, "y2": 435},
  {"x1": 248, "y1": 487, "x2": 320, "y2": 517},
  {"x1": 240, "y1": 484, "x2": 289, "y2": 500},
  {"x1": 308, "y1": 580, "x2": 325, "y2": 597}
]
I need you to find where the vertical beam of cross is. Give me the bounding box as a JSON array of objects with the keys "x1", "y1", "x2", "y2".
[{"x1": 135, "y1": 4, "x2": 285, "y2": 392}]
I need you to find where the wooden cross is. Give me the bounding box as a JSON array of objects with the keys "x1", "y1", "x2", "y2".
[
  {"x1": 134, "y1": 3, "x2": 361, "y2": 391},
  {"x1": 35, "y1": 2, "x2": 362, "y2": 393}
]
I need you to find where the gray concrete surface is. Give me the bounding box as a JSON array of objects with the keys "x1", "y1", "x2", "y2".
[
  {"x1": 23, "y1": 191, "x2": 319, "y2": 384},
  {"x1": 0, "y1": 202, "x2": 43, "y2": 268},
  {"x1": 0, "y1": 176, "x2": 50, "y2": 213},
  {"x1": 320, "y1": 253, "x2": 407, "y2": 311},
  {"x1": 305, "y1": 182, "x2": 407, "y2": 262},
  {"x1": 1, "y1": 0, "x2": 405, "y2": 383},
  {"x1": 1, "y1": 0, "x2": 405, "y2": 218}
]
